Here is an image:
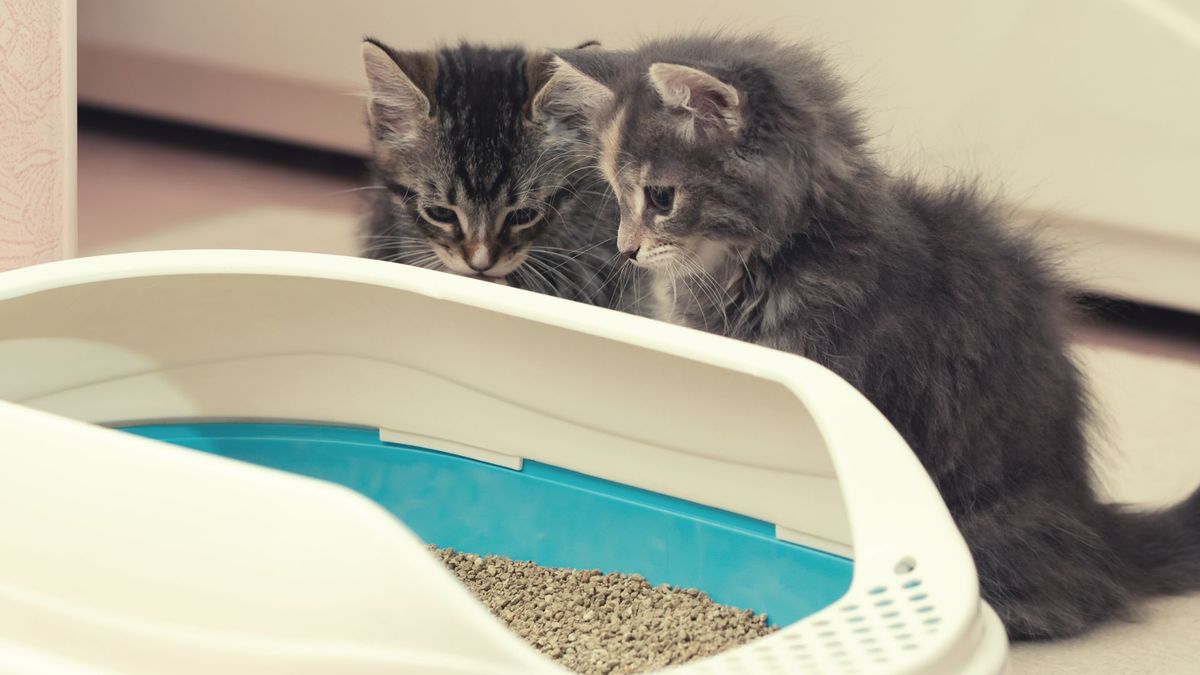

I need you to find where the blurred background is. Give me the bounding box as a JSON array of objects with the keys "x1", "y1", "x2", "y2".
[
  {"x1": 66, "y1": 1, "x2": 1200, "y2": 671},
  {"x1": 77, "y1": 0, "x2": 1200, "y2": 311}
]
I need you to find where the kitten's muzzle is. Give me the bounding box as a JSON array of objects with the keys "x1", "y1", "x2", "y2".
[
  {"x1": 463, "y1": 242, "x2": 498, "y2": 273},
  {"x1": 617, "y1": 222, "x2": 644, "y2": 261}
]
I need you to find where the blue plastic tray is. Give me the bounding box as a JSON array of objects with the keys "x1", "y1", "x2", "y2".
[{"x1": 120, "y1": 423, "x2": 853, "y2": 626}]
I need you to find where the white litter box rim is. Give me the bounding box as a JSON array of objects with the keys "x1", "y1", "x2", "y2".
[{"x1": 0, "y1": 251, "x2": 1008, "y2": 675}]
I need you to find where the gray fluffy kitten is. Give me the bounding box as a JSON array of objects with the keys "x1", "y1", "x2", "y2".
[
  {"x1": 547, "y1": 35, "x2": 1200, "y2": 640},
  {"x1": 360, "y1": 39, "x2": 643, "y2": 310}
]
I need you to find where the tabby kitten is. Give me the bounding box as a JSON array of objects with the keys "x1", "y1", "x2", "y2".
[
  {"x1": 360, "y1": 39, "x2": 640, "y2": 309},
  {"x1": 548, "y1": 35, "x2": 1200, "y2": 640}
]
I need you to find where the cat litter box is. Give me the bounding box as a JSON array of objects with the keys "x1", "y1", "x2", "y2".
[{"x1": 0, "y1": 250, "x2": 1008, "y2": 674}]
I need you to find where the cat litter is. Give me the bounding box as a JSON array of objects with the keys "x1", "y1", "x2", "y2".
[{"x1": 431, "y1": 547, "x2": 775, "y2": 674}]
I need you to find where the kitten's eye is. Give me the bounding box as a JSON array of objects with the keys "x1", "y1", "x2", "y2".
[
  {"x1": 503, "y1": 208, "x2": 542, "y2": 229},
  {"x1": 422, "y1": 205, "x2": 459, "y2": 225},
  {"x1": 645, "y1": 186, "x2": 676, "y2": 214}
]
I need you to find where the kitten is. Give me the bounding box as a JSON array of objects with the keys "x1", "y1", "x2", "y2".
[
  {"x1": 359, "y1": 39, "x2": 642, "y2": 310},
  {"x1": 547, "y1": 35, "x2": 1200, "y2": 640}
]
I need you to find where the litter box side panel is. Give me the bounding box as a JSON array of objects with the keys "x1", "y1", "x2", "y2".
[
  {"x1": 0, "y1": 399, "x2": 557, "y2": 675},
  {"x1": 0, "y1": 252, "x2": 854, "y2": 554}
]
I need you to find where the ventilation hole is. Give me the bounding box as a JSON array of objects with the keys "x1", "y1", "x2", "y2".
[
  {"x1": 861, "y1": 637, "x2": 878, "y2": 645},
  {"x1": 887, "y1": 623, "x2": 905, "y2": 630},
  {"x1": 868, "y1": 585, "x2": 887, "y2": 595},
  {"x1": 882, "y1": 611, "x2": 900, "y2": 619},
  {"x1": 840, "y1": 604, "x2": 859, "y2": 612},
  {"x1": 848, "y1": 616, "x2": 864, "y2": 623},
  {"x1": 831, "y1": 650, "x2": 847, "y2": 658},
  {"x1": 818, "y1": 630, "x2": 836, "y2": 638},
  {"x1": 853, "y1": 626, "x2": 871, "y2": 634},
  {"x1": 896, "y1": 633, "x2": 913, "y2": 641},
  {"x1": 916, "y1": 605, "x2": 934, "y2": 613},
  {"x1": 783, "y1": 631, "x2": 803, "y2": 641},
  {"x1": 910, "y1": 593, "x2": 929, "y2": 602},
  {"x1": 901, "y1": 579, "x2": 922, "y2": 589},
  {"x1": 903, "y1": 644, "x2": 919, "y2": 651},
  {"x1": 923, "y1": 617, "x2": 942, "y2": 625},
  {"x1": 875, "y1": 598, "x2": 894, "y2": 607},
  {"x1": 874, "y1": 657, "x2": 889, "y2": 664},
  {"x1": 894, "y1": 556, "x2": 917, "y2": 574},
  {"x1": 812, "y1": 619, "x2": 830, "y2": 627},
  {"x1": 867, "y1": 646, "x2": 883, "y2": 654},
  {"x1": 827, "y1": 641, "x2": 843, "y2": 648}
]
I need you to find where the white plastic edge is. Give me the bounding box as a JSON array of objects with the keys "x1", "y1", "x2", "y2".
[{"x1": 380, "y1": 428, "x2": 524, "y2": 471}]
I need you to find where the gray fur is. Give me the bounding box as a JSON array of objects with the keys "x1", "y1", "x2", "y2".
[
  {"x1": 360, "y1": 39, "x2": 645, "y2": 311},
  {"x1": 561, "y1": 34, "x2": 1200, "y2": 640}
]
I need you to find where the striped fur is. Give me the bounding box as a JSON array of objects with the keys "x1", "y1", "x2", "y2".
[{"x1": 361, "y1": 39, "x2": 643, "y2": 310}]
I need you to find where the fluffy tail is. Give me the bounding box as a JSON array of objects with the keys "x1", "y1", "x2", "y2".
[
  {"x1": 968, "y1": 485, "x2": 1200, "y2": 640},
  {"x1": 1105, "y1": 486, "x2": 1200, "y2": 596}
]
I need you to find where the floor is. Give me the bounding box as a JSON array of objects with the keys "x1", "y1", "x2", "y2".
[{"x1": 79, "y1": 118, "x2": 1200, "y2": 675}]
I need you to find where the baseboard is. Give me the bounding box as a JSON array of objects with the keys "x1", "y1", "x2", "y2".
[{"x1": 78, "y1": 42, "x2": 369, "y2": 156}]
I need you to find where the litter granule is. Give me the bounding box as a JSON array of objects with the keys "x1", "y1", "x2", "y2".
[{"x1": 431, "y1": 547, "x2": 777, "y2": 674}]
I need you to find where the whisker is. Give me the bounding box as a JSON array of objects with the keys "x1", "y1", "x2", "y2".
[{"x1": 327, "y1": 185, "x2": 390, "y2": 196}]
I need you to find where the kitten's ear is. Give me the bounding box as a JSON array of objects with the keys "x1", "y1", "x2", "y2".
[
  {"x1": 531, "y1": 56, "x2": 613, "y2": 127},
  {"x1": 648, "y1": 63, "x2": 742, "y2": 140},
  {"x1": 361, "y1": 40, "x2": 436, "y2": 141}
]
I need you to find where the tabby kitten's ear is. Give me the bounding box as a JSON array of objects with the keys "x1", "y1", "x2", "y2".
[
  {"x1": 361, "y1": 40, "x2": 436, "y2": 142},
  {"x1": 531, "y1": 56, "x2": 613, "y2": 127},
  {"x1": 648, "y1": 63, "x2": 742, "y2": 140}
]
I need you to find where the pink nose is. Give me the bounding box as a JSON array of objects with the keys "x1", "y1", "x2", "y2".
[
  {"x1": 464, "y1": 244, "x2": 495, "y2": 272},
  {"x1": 616, "y1": 222, "x2": 643, "y2": 261}
]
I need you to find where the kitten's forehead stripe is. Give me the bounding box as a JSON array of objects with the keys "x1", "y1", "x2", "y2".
[
  {"x1": 634, "y1": 165, "x2": 650, "y2": 223},
  {"x1": 599, "y1": 106, "x2": 628, "y2": 188},
  {"x1": 435, "y1": 44, "x2": 529, "y2": 202}
]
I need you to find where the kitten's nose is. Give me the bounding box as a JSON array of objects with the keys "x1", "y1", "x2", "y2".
[
  {"x1": 616, "y1": 223, "x2": 644, "y2": 261},
  {"x1": 464, "y1": 244, "x2": 495, "y2": 272}
]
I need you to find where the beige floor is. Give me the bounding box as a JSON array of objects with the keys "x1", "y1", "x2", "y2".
[{"x1": 80, "y1": 126, "x2": 1200, "y2": 674}]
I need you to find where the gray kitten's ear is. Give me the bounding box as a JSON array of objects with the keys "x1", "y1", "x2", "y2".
[
  {"x1": 532, "y1": 56, "x2": 613, "y2": 125},
  {"x1": 648, "y1": 62, "x2": 742, "y2": 140},
  {"x1": 361, "y1": 41, "x2": 435, "y2": 141}
]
